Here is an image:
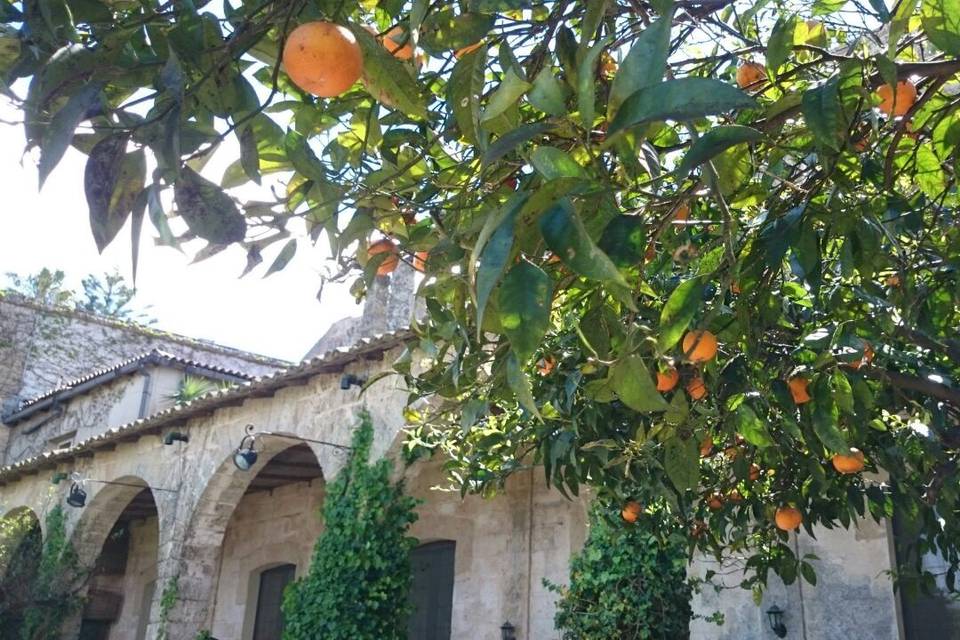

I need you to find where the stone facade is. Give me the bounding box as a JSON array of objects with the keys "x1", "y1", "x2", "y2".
[{"x1": 0, "y1": 296, "x2": 946, "y2": 640}]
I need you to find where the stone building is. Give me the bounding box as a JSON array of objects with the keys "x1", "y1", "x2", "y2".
[{"x1": 0, "y1": 279, "x2": 953, "y2": 640}]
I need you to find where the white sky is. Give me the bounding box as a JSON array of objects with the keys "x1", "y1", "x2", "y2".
[{"x1": 0, "y1": 101, "x2": 360, "y2": 363}]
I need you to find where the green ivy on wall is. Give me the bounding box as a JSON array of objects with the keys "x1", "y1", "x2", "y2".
[
  {"x1": 1, "y1": 505, "x2": 86, "y2": 640},
  {"x1": 282, "y1": 411, "x2": 419, "y2": 640},
  {"x1": 547, "y1": 501, "x2": 693, "y2": 640}
]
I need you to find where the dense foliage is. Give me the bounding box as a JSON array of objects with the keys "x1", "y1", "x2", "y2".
[
  {"x1": 0, "y1": 506, "x2": 84, "y2": 640},
  {"x1": 5, "y1": 0, "x2": 960, "y2": 597},
  {"x1": 282, "y1": 411, "x2": 419, "y2": 640},
  {"x1": 547, "y1": 501, "x2": 692, "y2": 640}
]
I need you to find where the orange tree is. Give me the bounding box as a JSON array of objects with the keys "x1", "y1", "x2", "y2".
[{"x1": 5, "y1": 0, "x2": 960, "y2": 599}]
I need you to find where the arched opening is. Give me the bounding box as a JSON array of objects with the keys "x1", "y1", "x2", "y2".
[
  {"x1": 195, "y1": 442, "x2": 324, "y2": 640},
  {"x1": 0, "y1": 507, "x2": 42, "y2": 635},
  {"x1": 73, "y1": 479, "x2": 159, "y2": 640}
]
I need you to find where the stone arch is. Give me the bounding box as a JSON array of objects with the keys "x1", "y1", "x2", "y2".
[
  {"x1": 70, "y1": 475, "x2": 155, "y2": 569},
  {"x1": 170, "y1": 438, "x2": 327, "y2": 637}
]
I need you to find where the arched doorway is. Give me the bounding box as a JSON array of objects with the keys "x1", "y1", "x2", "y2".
[
  {"x1": 183, "y1": 441, "x2": 325, "y2": 640},
  {"x1": 0, "y1": 507, "x2": 42, "y2": 636},
  {"x1": 72, "y1": 479, "x2": 159, "y2": 640}
]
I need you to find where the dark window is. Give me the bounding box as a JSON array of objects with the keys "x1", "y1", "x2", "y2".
[
  {"x1": 894, "y1": 512, "x2": 960, "y2": 638},
  {"x1": 407, "y1": 541, "x2": 456, "y2": 640},
  {"x1": 252, "y1": 563, "x2": 296, "y2": 640}
]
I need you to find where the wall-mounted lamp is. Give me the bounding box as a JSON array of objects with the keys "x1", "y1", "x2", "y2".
[
  {"x1": 232, "y1": 424, "x2": 351, "y2": 472},
  {"x1": 51, "y1": 472, "x2": 68, "y2": 485},
  {"x1": 766, "y1": 605, "x2": 787, "y2": 638},
  {"x1": 339, "y1": 373, "x2": 367, "y2": 390},
  {"x1": 163, "y1": 431, "x2": 189, "y2": 445},
  {"x1": 66, "y1": 481, "x2": 87, "y2": 508},
  {"x1": 500, "y1": 621, "x2": 516, "y2": 640},
  {"x1": 61, "y1": 473, "x2": 177, "y2": 509}
]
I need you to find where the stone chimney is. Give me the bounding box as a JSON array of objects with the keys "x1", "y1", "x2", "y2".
[{"x1": 304, "y1": 262, "x2": 417, "y2": 359}]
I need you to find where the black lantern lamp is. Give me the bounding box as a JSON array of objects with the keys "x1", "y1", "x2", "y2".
[
  {"x1": 500, "y1": 621, "x2": 516, "y2": 640},
  {"x1": 66, "y1": 481, "x2": 87, "y2": 508},
  {"x1": 233, "y1": 430, "x2": 258, "y2": 471},
  {"x1": 233, "y1": 424, "x2": 351, "y2": 472},
  {"x1": 766, "y1": 605, "x2": 787, "y2": 638}
]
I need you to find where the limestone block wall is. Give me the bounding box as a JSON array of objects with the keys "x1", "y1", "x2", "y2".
[
  {"x1": 405, "y1": 458, "x2": 588, "y2": 640},
  {"x1": 210, "y1": 481, "x2": 325, "y2": 640},
  {"x1": 690, "y1": 516, "x2": 902, "y2": 640},
  {"x1": 0, "y1": 296, "x2": 284, "y2": 409}
]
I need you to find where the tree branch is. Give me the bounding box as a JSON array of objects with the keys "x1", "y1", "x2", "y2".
[{"x1": 858, "y1": 365, "x2": 960, "y2": 408}]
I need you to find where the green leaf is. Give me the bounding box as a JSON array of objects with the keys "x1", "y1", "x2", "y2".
[
  {"x1": 813, "y1": 0, "x2": 845, "y2": 14},
  {"x1": 85, "y1": 136, "x2": 130, "y2": 252},
  {"x1": 499, "y1": 260, "x2": 554, "y2": 361},
  {"x1": 802, "y1": 78, "x2": 843, "y2": 151},
  {"x1": 676, "y1": 126, "x2": 764, "y2": 178},
  {"x1": 528, "y1": 68, "x2": 568, "y2": 116},
  {"x1": 481, "y1": 122, "x2": 551, "y2": 168},
  {"x1": 577, "y1": 35, "x2": 611, "y2": 129},
  {"x1": 352, "y1": 26, "x2": 426, "y2": 118},
  {"x1": 238, "y1": 125, "x2": 260, "y2": 184},
  {"x1": 447, "y1": 46, "x2": 487, "y2": 146},
  {"x1": 39, "y1": 81, "x2": 103, "y2": 188},
  {"x1": 476, "y1": 194, "x2": 526, "y2": 332},
  {"x1": 922, "y1": 0, "x2": 960, "y2": 55},
  {"x1": 146, "y1": 184, "x2": 179, "y2": 249},
  {"x1": 482, "y1": 67, "x2": 531, "y2": 122},
  {"x1": 580, "y1": 0, "x2": 609, "y2": 46},
  {"x1": 612, "y1": 355, "x2": 668, "y2": 412},
  {"x1": 766, "y1": 15, "x2": 797, "y2": 73},
  {"x1": 598, "y1": 215, "x2": 646, "y2": 268},
  {"x1": 420, "y1": 10, "x2": 495, "y2": 55},
  {"x1": 174, "y1": 166, "x2": 246, "y2": 245},
  {"x1": 812, "y1": 377, "x2": 847, "y2": 453},
  {"x1": 609, "y1": 78, "x2": 756, "y2": 136},
  {"x1": 915, "y1": 144, "x2": 947, "y2": 198},
  {"x1": 664, "y1": 436, "x2": 699, "y2": 493},
  {"x1": 657, "y1": 277, "x2": 704, "y2": 351},
  {"x1": 539, "y1": 199, "x2": 636, "y2": 309},
  {"x1": 734, "y1": 405, "x2": 774, "y2": 448},
  {"x1": 506, "y1": 351, "x2": 541, "y2": 419},
  {"x1": 265, "y1": 238, "x2": 297, "y2": 277},
  {"x1": 832, "y1": 370, "x2": 855, "y2": 416},
  {"x1": 530, "y1": 147, "x2": 588, "y2": 180},
  {"x1": 608, "y1": 14, "x2": 672, "y2": 118}
]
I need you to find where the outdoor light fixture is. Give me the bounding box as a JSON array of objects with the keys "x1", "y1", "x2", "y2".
[
  {"x1": 234, "y1": 431, "x2": 259, "y2": 470},
  {"x1": 66, "y1": 481, "x2": 87, "y2": 508},
  {"x1": 339, "y1": 373, "x2": 367, "y2": 390},
  {"x1": 766, "y1": 605, "x2": 787, "y2": 638},
  {"x1": 163, "y1": 431, "x2": 189, "y2": 445},
  {"x1": 500, "y1": 621, "x2": 516, "y2": 640},
  {"x1": 232, "y1": 424, "x2": 351, "y2": 472}
]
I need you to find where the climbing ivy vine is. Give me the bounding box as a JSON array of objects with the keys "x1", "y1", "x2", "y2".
[
  {"x1": 0, "y1": 505, "x2": 86, "y2": 640},
  {"x1": 282, "y1": 411, "x2": 419, "y2": 640},
  {"x1": 547, "y1": 500, "x2": 693, "y2": 640}
]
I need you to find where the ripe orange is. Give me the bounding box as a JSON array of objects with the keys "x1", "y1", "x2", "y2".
[
  {"x1": 454, "y1": 41, "x2": 484, "y2": 58},
  {"x1": 674, "y1": 203, "x2": 690, "y2": 222},
  {"x1": 831, "y1": 448, "x2": 865, "y2": 474},
  {"x1": 656, "y1": 367, "x2": 680, "y2": 392},
  {"x1": 621, "y1": 500, "x2": 642, "y2": 523},
  {"x1": 699, "y1": 434, "x2": 713, "y2": 457},
  {"x1": 877, "y1": 80, "x2": 917, "y2": 117},
  {"x1": 727, "y1": 489, "x2": 743, "y2": 504},
  {"x1": 383, "y1": 26, "x2": 414, "y2": 59},
  {"x1": 885, "y1": 274, "x2": 901, "y2": 287},
  {"x1": 686, "y1": 375, "x2": 707, "y2": 401},
  {"x1": 847, "y1": 342, "x2": 874, "y2": 370},
  {"x1": 413, "y1": 251, "x2": 429, "y2": 273},
  {"x1": 682, "y1": 330, "x2": 718, "y2": 363},
  {"x1": 748, "y1": 463, "x2": 761, "y2": 482},
  {"x1": 775, "y1": 506, "x2": 802, "y2": 531},
  {"x1": 644, "y1": 242, "x2": 657, "y2": 263},
  {"x1": 536, "y1": 355, "x2": 556, "y2": 376},
  {"x1": 736, "y1": 62, "x2": 766, "y2": 89},
  {"x1": 730, "y1": 281, "x2": 741, "y2": 295},
  {"x1": 368, "y1": 239, "x2": 399, "y2": 276},
  {"x1": 707, "y1": 494, "x2": 725, "y2": 510},
  {"x1": 283, "y1": 22, "x2": 363, "y2": 98},
  {"x1": 691, "y1": 519, "x2": 708, "y2": 538},
  {"x1": 788, "y1": 376, "x2": 812, "y2": 404},
  {"x1": 723, "y1": 446, "x2": 741, "y2": 461}
]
